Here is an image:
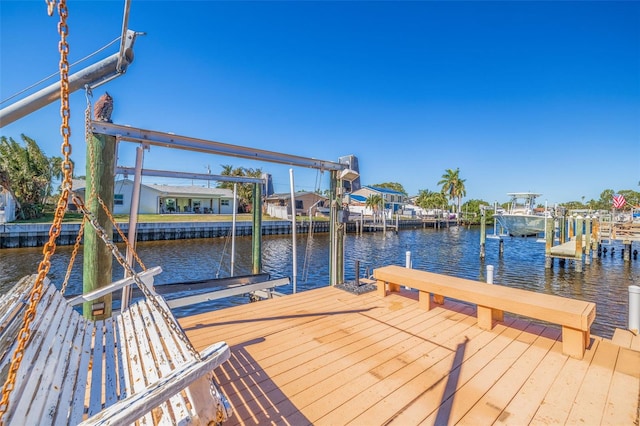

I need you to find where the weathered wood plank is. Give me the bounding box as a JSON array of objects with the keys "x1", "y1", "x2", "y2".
[
  {"x1": 9, "y1": 287, "x2": 67, "y2": 423},
  {"x1": 602, "y1": 347, "x2": 640, "y2": 425},
  {"x1": 69, "y1": 321, "x2": 95, "y2": 424},
  {"x1": 566, "y1": 339, "x2": 619, "y2": 424},
  {"x1": 530, "y1": 338, "x2": 600, "y2": 424}
]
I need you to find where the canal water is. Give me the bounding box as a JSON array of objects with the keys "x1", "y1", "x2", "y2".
[{"x1": 1, "y1": 227, "x2": 638, "y2": 339}]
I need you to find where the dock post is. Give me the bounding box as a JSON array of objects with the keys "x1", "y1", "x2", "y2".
[
  {"x1": 405, "y1": 251, "x2": 412, "y2": 268},
  {"x1": 629, "y1": 285, "x2": 640, "y2": 333},
  {"x1": 252, "y1": 182, "x2": 263, "y2": 275},
  {"x1": 545, "y1": 214, "x2": 554, "y2": 269},
  {"x1": 560, "y1": 212, "x2": 567, "y2": 244},
  {"x1": 584, "y1": 216, "x2": 591, "y2": 265},
  {"x1": 83, "y1": 126, "x2": 115, "y2": 320},
  {"x1": 480, "y1": 208, "x2": 486, "y2": 259},
  {"x1": 486, "y1": 265, "x2": 494, "y2": 284},
  {"x1": 624, "y1": 241, "x2": 631, "y2": 262},
  {"x1": 575, "y1": 215, "x2": 583, "y2": 272}
]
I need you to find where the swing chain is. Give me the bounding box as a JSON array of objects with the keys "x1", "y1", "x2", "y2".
[
  {"x1": 61, "y1": 217, "x2": 85, "y2": 295},
  {"x1": 71, "y1": 192, "x2": 202, "y2": 361},
  {"x1": 0, "y1": 0, "x2": 72, "y2": 419}
]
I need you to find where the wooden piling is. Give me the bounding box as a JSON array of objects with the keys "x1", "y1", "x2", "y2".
[
  {"x1": 83, "y1": 132, "x2": 115, "y2": 320},
  {"x1": 545, "y1": 213, "x2": 554, "y2": 269},
  {"x1": 575, "y1": 215, "x2": 583, "y2": 272},
  {"x1": 585, "y1": 216, "x2": 591, "y2": 265}
]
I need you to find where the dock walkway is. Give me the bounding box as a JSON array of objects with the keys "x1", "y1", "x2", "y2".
[{"x1": 180, "y1": 285, "x2": 639, "y2": 425}]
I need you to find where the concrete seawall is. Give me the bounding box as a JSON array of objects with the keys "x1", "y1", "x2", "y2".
[{"x1": 0, "y1": 218, "x2": 439, "y2": 248}]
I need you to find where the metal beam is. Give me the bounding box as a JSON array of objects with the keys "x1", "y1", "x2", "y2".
[
  {"x1": 94, "y1": 122, "x2": 348, "y2": 172},
  {"x1": 115, "y1": 166, "x2": 265, "y2": 184},
  {"x1": 0, "y1": 30, "x2": 139, "y2": 127}
]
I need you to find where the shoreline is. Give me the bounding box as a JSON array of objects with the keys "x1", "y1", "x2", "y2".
[{"x1": 0, "y1": 218, "x2": 455, "y2": 249}]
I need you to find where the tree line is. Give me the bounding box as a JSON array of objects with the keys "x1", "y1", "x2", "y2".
[
  {"x1": 1, "y1": 135, "x2": 637, "y2": 221},
  {"x1": 0, "y1": 134, "x2": 65, "y2": 220}
]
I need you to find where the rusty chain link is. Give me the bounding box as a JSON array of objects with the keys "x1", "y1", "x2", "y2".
[
  {"x1": 61, "y1": 217, "x2": 85, "y2": 295},
  {"x1": 0, "y1": 0, "x2": 71, "y2": 419}
]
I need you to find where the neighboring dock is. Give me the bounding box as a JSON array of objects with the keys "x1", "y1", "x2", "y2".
[{"x1": 180, "y1": 285, "x2": 639, "y2": 425}]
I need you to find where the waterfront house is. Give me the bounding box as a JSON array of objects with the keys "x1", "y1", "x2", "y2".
[
  {"x1": 349, "y1": 185, "x2": 408, "y2": 216},
  {"x1": 0, "y1": 188, "x2": 16, "y2": 223},
  {"x1": 70, "y1": 179, "x2": 236, "y2": 215},
  {"x1": 264, "y1": 191, "x2": 328, "y2": 219}
]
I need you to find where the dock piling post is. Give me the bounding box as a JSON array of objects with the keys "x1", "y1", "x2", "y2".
[
  {"x1": 575, "y1": 215, "x2": 583, "y2": 272},
  {"x1": 629, "y1": 285, "x2": 640, "y2": 333},
  {"x1": 83, "y1": 129, "x2": 115, "y2": 320},
  {"x1": 480, "y1": 208, "x2": 486, "y2": 259},
  {"x1": 486, "y1": 265, "x2": 494, "y2": 284},
  {"x1": 545, "y1": 213, "x2": 554, "y2": 269},
  {"x1": 585, "y1": 216, "x2": 591, "y2": 265},
  {"x1": 624, "y1": 241, "x2": 631, "y2": 262}
]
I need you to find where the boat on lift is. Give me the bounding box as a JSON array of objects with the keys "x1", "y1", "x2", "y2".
[{"x1": 495, "y1": 192, "x2": 547, "y2": 237}]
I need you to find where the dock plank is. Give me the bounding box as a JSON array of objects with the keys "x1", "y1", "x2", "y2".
[{"x1": 177, "y1": 285, "x2": 639, "y2": 426}]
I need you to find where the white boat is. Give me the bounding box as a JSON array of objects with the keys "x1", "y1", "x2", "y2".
[{"x1": 495, "y1": 192, "x2": 547, "y2": 237}]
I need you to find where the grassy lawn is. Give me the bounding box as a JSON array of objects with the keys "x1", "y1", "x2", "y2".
[{"x1": 14, "y1": 212, "x2": 329, "y2": 224}]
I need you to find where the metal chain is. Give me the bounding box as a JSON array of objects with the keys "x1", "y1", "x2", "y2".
[
  {"x1": 71, "y1": 193, "x2": 202, "y2": 361},
  {"x1": 0, "y1": 0, "x2": 71, "y2": 419},
  {"x1": 61, "y1": 217, "x2": 85, "y2": 295},
  {"x1": 84, "y1": 104, "x2": 147, "y2": 271}
]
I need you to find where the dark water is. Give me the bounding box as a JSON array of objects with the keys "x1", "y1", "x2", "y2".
[{"x1": 1, "y1": 227, "x2": 638, "y2": 338}]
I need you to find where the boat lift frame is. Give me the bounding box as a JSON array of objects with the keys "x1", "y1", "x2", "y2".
[{"x1": 94, "y1": 121, "x2": 353, "y2": 289}]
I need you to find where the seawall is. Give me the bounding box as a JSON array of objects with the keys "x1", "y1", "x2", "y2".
[{"x1": 0, "y1": 218, "x2": 449, "y2": 248}]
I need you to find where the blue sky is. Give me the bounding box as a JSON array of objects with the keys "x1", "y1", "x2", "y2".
[{"x1": 1, "y1": 1, "x2": 639, "y2": 206}]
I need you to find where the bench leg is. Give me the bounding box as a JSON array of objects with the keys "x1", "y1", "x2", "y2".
[
  {"x1": 477, "y1": 305, "x2": 502, "y2": 330},
  {"x1": 419, "y1": 291, "x2": 432, "y2": 310},
  {"x1": 377, "y1": 280, "x2": 401, "y2": 297},
  {"x1": 562, "y1": 326, "x2": 588, "y2": 359}
]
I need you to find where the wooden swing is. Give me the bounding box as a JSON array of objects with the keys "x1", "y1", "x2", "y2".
[{"x1": 0, "y1": 2, "x2": 232, "y2": 424}]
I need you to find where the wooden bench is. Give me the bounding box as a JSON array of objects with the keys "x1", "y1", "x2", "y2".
[
  {"x1": 374, "y1": 265, "x2": 596, "y2": 359},
  {"x1": 0, "y1": 268, "x2": 232, "y2": 425}
]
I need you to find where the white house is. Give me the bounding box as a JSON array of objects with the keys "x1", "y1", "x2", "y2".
[
  {"x1": 0, "y1": 188, "x2": 16, "y2": 223},
  {"x1": 71, "y1": 179, "x2": 236, "y2": 215}
]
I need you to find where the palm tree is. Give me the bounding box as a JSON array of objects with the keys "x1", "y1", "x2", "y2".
[
  {"x1": 365, "y1": 194, "x2": 383, "y2": 219},
  {"x1": 437, "y1": 168, "x2": 466, "y2": 223},
  {"x1": 218, "y1": 165, "x2": 263, "y2": 212}
]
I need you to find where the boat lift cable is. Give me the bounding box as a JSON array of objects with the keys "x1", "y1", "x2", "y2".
[
  {"x1": 216, "y1": 227, "x2": 232, "y2": 279},
  {"x1": 0, "y1": 36, "x2": 121, "y2": 106},
  {"x1": 0, "y1": 29, "x2": 142, "y2": 127}
]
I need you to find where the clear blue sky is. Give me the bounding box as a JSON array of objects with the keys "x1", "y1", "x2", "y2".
[{"x1": 1, "y1": 1, "x2": 639, "y2": 206}]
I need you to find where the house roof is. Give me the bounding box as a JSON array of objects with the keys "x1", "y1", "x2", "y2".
[
  {"x1": 265, "y1": 191, "x2": 327, "y2": 200},
  {"x1": 350, "y1": 194, "x2": 367, "y2": 203},
  {"x1": 365, "y1": 185, "x2": 405, "y2": 195},
  {"x1": 73, "y1": 179, "x2": 233, "y2": 198},
  {"x1": 146, "y1": 183, "x2": 232, "y2": 197}
]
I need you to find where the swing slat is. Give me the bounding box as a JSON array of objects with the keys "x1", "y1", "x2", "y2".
[{"x1": 1, "y1": 268, "x2": 232, "y2": 425}]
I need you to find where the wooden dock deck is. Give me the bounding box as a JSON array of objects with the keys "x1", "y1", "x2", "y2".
[{"x1": 180, "y1": 286, "x2": 639, "y2": 426}]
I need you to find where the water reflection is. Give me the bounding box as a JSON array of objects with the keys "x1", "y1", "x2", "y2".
[{"x1": 1, "y1": 228, "x2": 637, "y2": 338}]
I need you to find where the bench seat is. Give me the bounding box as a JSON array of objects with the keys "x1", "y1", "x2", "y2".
[{"x1": 374, "y1": 265, "x2": 596, "y2": 359}]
